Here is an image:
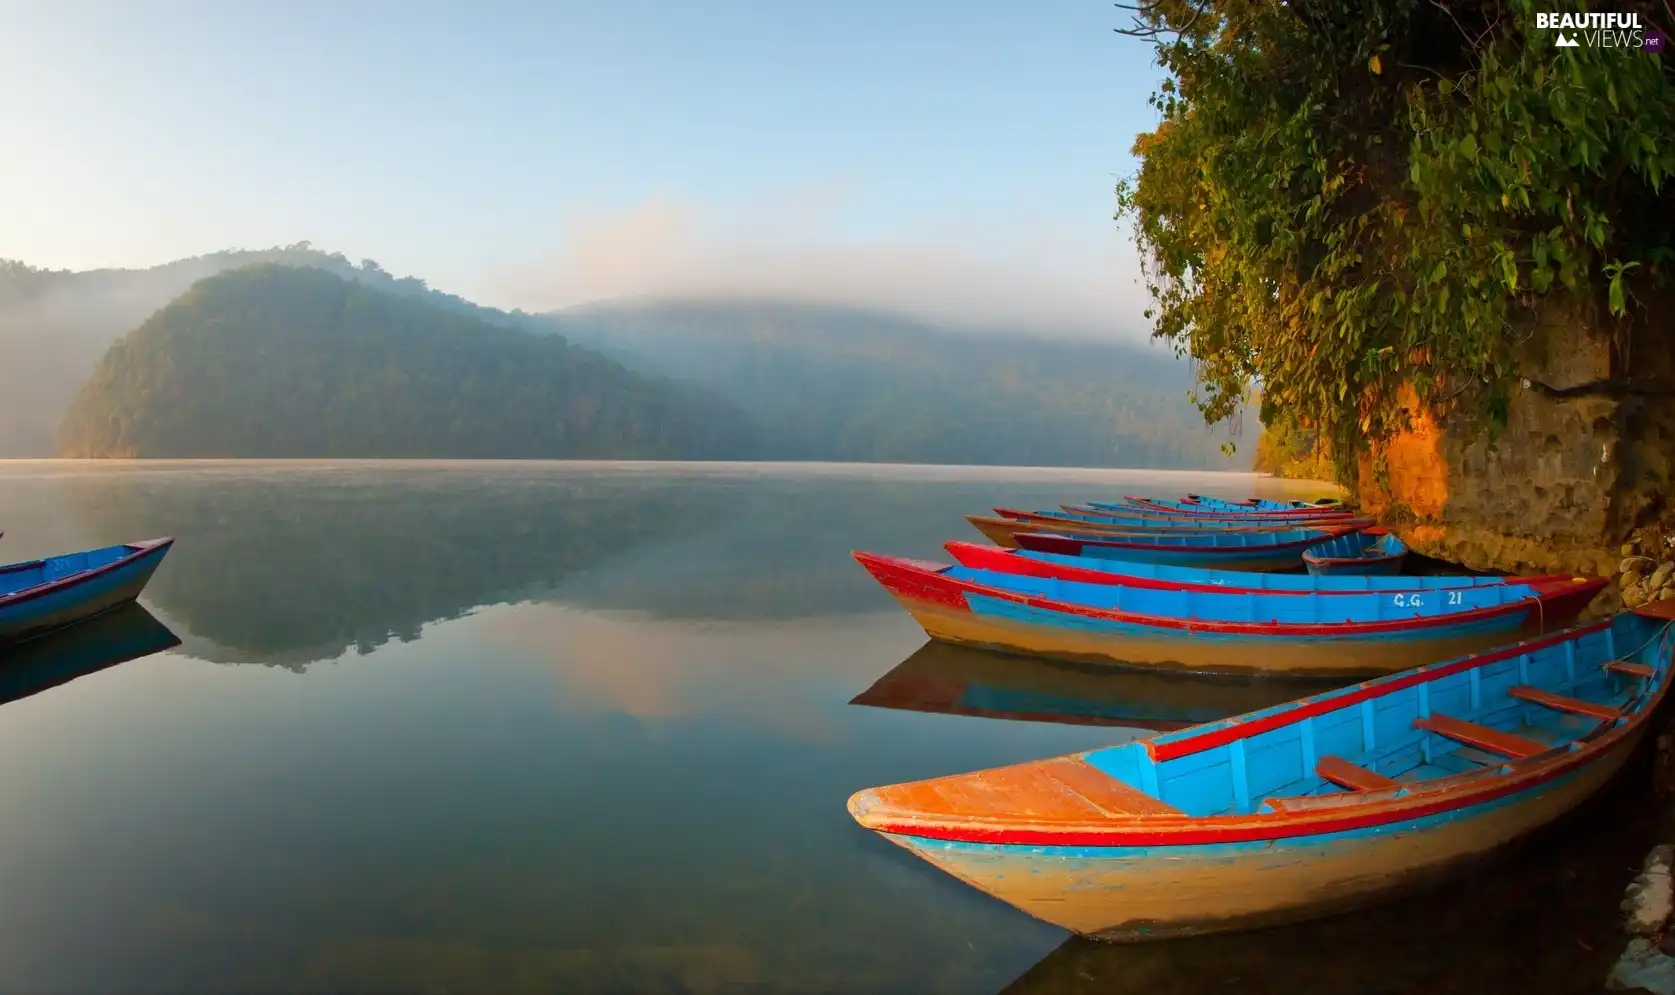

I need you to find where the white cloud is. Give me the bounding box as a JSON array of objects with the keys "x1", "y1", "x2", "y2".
[{"x1": 498, "y1": 190, "x2": 1154, "y2": 340}]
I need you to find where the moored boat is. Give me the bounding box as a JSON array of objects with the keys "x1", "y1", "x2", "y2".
[
  {"x1": 850, "y1": 550, "x2": 1606, "y2": 676},
  {"x1": 1012, "y1": 527, "x2": 1360, "y2": 572},
  {"x1": 1091, "y1": 497, "x2": 1357, "y2": 520},
  {"x1": 848, "y1": 606, "x2": 1674, "y2": 941},
  {"x1": 996, "y1": 507, "x2": 1371, "y2": 534},
  {"x1": 1304, "y1": 531, "x2": 1409, "y2": 576},
  {"x1": 942, "y1": 541, "x2": 1547, "y2": 595},
  {"x1": 0, "y1": 539, "x2": 175, "y2": 645},
  {"x1": 969, "y1": 515, "x2": 1367, "y2": 553}
]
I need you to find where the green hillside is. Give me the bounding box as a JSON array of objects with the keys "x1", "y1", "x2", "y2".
[
  {"x1": 0, "y1": 245, "x2": 545, "y2": 456},
  {"x1": 58, "y1": 266, "x2": 760, "y2": 459},
  {"x1": 550, "y1": 299, "x2": 1235, "y2": 469}
]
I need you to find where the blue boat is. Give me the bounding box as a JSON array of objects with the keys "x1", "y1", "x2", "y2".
[
  {"x1": 944, "y1": 541, "x2": 1544, "y2": 594},
  {"x1": 1091, "y1": 496, "x2": 1345, "y2": 517},
  {"x1": 1014, "y1": 527, "x2": 1359, "y2": 572},
  {"x1": 999, "y1": 506, "x2": 1369, "y2": 533},
  {"x1": 1305, "y1": 531, "x2": 1410, "y2": 576},
  {"x1": 848, "y1": 606, "x2": 1675, "y2": 940},
  {"x1": 0, "y1": 539, "x2": 175, "y2": 645},
  {"x1": 853, "y1": 551, "x2": 1607, "y2": 676}
]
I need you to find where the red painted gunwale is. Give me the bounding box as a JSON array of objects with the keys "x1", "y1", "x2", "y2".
[
  {"x1": 0, "y1": 539, "x2": 175, "y2": 610},
  {"x1": 856, "y1": 617, "x2": 1668, "y2": 847},
  {"x1": 853, "y1": 551, "x2": 1607, "y2": 639},
  {"x1": 942, "y1": 541, "x2": 1565, "y2": 596}
]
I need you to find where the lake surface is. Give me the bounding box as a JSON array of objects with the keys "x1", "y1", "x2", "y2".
[{"x1": 0, "y1": 460, "x2": 1655, "y2": 994}]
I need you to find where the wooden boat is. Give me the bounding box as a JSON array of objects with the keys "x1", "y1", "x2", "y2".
[
  {"x1": 1186, "y1": 494, "x2": 1341, "y2": 511},
  {"x1": 1064, "y1": 502, "x2": 1359, "y2": 524},
  {"x1": 1304, "y1": 530, "x2": 1409, "y2": 576},
  {"x1": 1012, "y1": 527, "x2": 1362, "y2": 572},
  {"x1": 1090, "y1": 497, "x2": 1358, "y2": 520},
  {"x1": 850, "y1": 551, "x2": 1606, "y2": 676},
  {"x1": 996, "y1": 507, "x2": 1372, "y2": 534},
  {"x1": 851, "y1": 641, "x2": 1339, "y2": 731},
  {"x1": 0, "y1": 603, "x2": 179, "y2": 706},
  {"x1": 0, "y1": 539, "x2": 175, "y2": 645},
  {"x1": 848, "y1": 606, "x2": 1674, "y2": 941},
  {"x1": 968, "y1": 514, "x2": 1367, "y2": 552},
  {"x1": 943, "y1": 541, "x2": 1551, "y2": 595}
]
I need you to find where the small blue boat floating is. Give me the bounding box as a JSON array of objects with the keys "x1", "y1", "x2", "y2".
[
  {"x1": 1304, "y1": 531, "x2": 1409, "y2": 576},
  {"x1": 848, "y1": 604, "x2": 1675, "y2": 940},
  {"x1": 853, "y1": 550, "x2": 1606, "y2": 676},
  {"x1": 943, "y1": 541, "x2": 1538, "y2": 595},
  {"x1": 1014, "y1": 526, "x2": 1359, "y2": 572},
  {"x1": 0, "y1": 539, "x2": 175, "y2": 646}
]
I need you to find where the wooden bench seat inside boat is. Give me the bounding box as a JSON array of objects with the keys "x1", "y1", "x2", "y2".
[
  {"x1": 849, "y1": 755, "x2": 1182, "y2": 829},
  {"x1": 1314, "y1": 755, "x2": 1399, "y2": 792},
  {"x1": 1413, "y1": 714, "x2": 1549, "y2": 759},
  {"x1": 1508, "y1": 685, "x2": 1620, "y2": 720},
  {"x1": 1607, "y1": 660, "x2": 1655, "y2": 678}
]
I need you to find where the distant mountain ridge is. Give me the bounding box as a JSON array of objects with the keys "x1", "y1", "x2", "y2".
[
  {"x1": 547, "y1": 298, "x2": 1232, "y2": 469},
  {"x1": 59, "y1": 266, "x2": 760, "y2": 459},
  {"x1": 4, "y1": 243, "x2": 1238, "y2": 467},
  {"x1": 0, "y1": 244, "x2": 553, "y2": 456}
]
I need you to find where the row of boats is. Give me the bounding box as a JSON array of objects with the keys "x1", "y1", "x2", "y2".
[{"x1": 845, "y1": 493, "x2": 1674, "y2": 942}]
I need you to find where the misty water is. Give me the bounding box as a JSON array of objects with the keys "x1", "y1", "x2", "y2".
[{"x1": 0, "y1": 460, "x2": 1657, "y2": 994}]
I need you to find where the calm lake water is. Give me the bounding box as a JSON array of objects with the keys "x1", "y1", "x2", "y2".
[{"x1": 0, "y1": 460, "x2": 1656, "y2": 994}]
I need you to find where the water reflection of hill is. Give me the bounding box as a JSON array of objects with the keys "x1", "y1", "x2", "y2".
[
  {"x1": 53, "y1": 463, "x2": 1291, "y2": 665},
  {"x1": 997, "y1": 751, "x2": 1660, "y2": 995},
  {"x1": 62, "y1": 464, "x2": 739, "y2": 667},
  {"x1": 548, "y1": 475, "x2": 1163, "y2": 621}
]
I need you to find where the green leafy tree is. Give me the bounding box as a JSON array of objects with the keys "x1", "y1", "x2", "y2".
[{"x1": 1116, "y1": 0, "x2": 1675, "y2": 482}]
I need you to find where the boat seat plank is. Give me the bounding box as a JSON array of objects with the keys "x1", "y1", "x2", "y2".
[
  {"x1": 1508, "y1": 685, "x2": 1619, "y2": 720},
  {"x1": 1315, "y1": 755, "x2": 1400, "y2": 793},
  {"x1": 1606, "y1": 661, "x2": 1655, "y2": 679},
  {"x1": 1413, "y1": 714, "x2": 1548, "y2": 759}
]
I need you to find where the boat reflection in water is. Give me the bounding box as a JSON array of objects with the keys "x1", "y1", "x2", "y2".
[
  {"x1": 852, "y1": 640, "x2": 1343, "y2": 731},
  {"x1": 0, "y1": 603, "x2": 180, "y2": 707}
]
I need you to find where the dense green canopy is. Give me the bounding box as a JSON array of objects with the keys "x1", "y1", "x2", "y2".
[
  {"x1": 1118, "y1": 0, "x2": 1675, "y2": 480},
  {"x1": 59, "y1": 265, "x2": 762, "y2": 459}
]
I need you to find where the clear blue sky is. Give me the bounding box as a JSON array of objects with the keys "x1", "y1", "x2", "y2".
[{"x1": 0, "y1": 1, "x2": 1168, "y2": 333}]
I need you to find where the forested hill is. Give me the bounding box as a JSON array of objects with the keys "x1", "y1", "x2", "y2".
[
  {"x1": 0, "y1": 245, "x2": 541, "y2": 456},
  {"x1": 549, "y1": 299, "x2": 1233, "y2": 469},
  {"x1": 58, "y1": 266, "x2": 761, "y2": 459}
]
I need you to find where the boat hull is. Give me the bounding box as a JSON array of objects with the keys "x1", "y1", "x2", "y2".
[
  {"x1": 1305, "y1": 557, "x2": 1406, "y2": 576},
  {"x1": 887, "y1": 592, "x2": 1547, "y2": 676},
  {"x1": 876, "y1": 733, "x2": 1640, "y2": 940},
  {"x1": 1015, "y1": 532, "x2": 1336, "y2": 573},
  {"x1": 0, "y1": 541, "x2": 173, "y2": 645}
]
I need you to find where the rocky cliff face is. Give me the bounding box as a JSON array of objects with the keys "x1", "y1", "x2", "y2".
[{"x1": 1356, "y1": 294, "x2": 1675, "y2": 599}]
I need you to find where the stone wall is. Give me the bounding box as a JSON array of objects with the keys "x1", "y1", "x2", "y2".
[{"x1": 1357, "y1": 294, "x2": 1674, "y2": 588}]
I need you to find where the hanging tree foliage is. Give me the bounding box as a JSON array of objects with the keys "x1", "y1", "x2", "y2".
[{"x1": 1116, "y1": 0, "x2": 1675, "y2": 483}]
